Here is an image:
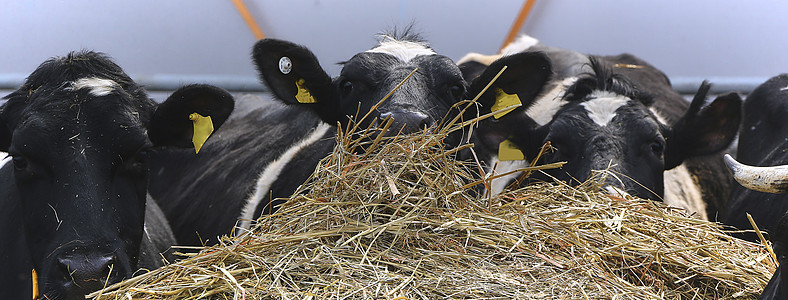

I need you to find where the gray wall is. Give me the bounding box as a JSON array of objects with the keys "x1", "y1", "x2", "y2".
[{"x1": 2, "y1": 1, "x2": 786, "y2": 94}]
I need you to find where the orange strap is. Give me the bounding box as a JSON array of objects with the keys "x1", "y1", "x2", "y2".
[
  {"x1": 231, "y1": 0, "x2": 266, "y2": 40},
  {"x1": 500, "y1": 0, "x2": 538, "y2": 52}
]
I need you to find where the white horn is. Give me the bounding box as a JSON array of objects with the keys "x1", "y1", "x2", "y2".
[{"x1": 724, "y1": 154, "x2": 788, "y2": 194}]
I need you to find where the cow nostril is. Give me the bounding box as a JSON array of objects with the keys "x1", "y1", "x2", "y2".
[{"x1": 418, "y1": 116, "x2": 432, "y2": 129}]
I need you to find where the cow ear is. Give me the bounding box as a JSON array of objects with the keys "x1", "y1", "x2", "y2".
[
  {"x1": 466, "y1": 52, "x2": 552, "y2": 121},
  {"x1": 252, "y1": 38, "x2": 337, "y2": 123},
  {"x1": 0, "y1": 98, "x2": 27, "y2": 152},
  {"x1": 148, "y1": 84, "x2": 235, "y2": 152},
  {"x1": 0, "y1": 111, "x2": 11, "y2": 151},
  {"x1": 458, "y1": 60, "x2": 489, "y2": 84},
  {"x1": 462, "y1": 52, "x2": 552, "y2": 162},
  {"x1": 665, "y1": 82, "x2": 742, "y2": 169}
]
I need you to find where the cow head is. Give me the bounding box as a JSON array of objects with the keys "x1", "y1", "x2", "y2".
[
  {"x1": 0, "y1": 51, "x2": 234, "y2": 299},
  {"x1": 251, "y1": 34, "x2": 466, "y2": 135},
  {"x1": 471, "y1": 55, "x2": 741, "y2": 200}
]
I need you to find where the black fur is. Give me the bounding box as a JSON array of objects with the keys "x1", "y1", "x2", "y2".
[
  {"x1": 725, "y1": 74, "x2": 788, "y2": 241},
  {"x1": 759, "y1": 212, "x2": 788, "y2": 299},
  {"x1": 563, "y1": 57, "x2": 654, "y2": 106},
  {"x1": 461, "y1": 45, "x2": 741, "y2": 219},
  {"x1": 0, "y1": 51, "x2": 233, "y2": 299},
  {"x1": 149, "y1": 36, "x2": 468, "y2": 246}
]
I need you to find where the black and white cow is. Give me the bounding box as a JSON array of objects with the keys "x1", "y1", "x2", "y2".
[
  {"x1": 0, "y1": 51, "x2": 234, "y2": 299},
  {"x1": 148, "y1": 33, "x2": 483, "y2": 246},
  {"x1": 459, "y1": 36, "x2": 741, "y2": 220},
  {"x1": 723, "y1": 74, "x2": 788, "y2": 242}
]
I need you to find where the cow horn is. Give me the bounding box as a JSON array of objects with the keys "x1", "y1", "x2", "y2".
[{"x1": 724, "y1": 154, "x2": 788, "y2": 194}]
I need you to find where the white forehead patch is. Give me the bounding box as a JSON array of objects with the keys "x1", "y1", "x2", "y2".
[
  {"x1": 366, "y1": 40, "x2": 436, "y2": 62},
  {"x1": 581, "y1": 91, "x2": 631, "y2": 126},
  {"x1": 500, "y1": 34, "x2": 540, "y2": 56},
  {"x1": 68, "y1": 77, "x2": 119, "y2": 96}
]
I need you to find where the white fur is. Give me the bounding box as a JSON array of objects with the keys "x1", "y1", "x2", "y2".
[
  {"x1": 456, "y1": 52, "x2": 501, "y2": 66},
  {"x1": 581, "y1": 91, "x2": 630, "y2": 126},
  {"x1": 500, "y1": 35, "x2": 540, "y2": 56},
  {"x1": 484, "y1": 78, "x2": 578, "y2": 197},
  {"x1": 457, "y1": 34, "x2": 538, "y2": 65},
  {"x1": 68, "y1": 77, "x2": 119, "y2": 96},
  {"x1": 484, "y1": 156, "x2": 530, "y2": 196},
  {"x1": 0, "y1": 152, "x2": 9, "y2": 168},
  {"x1": 526, "y1": 77, "x2": 577, "y2": 126},
  {"x1": 605, "y1": 185, "x2": 630, "y2": 198},
  {"x1": 366, "y1": 39, "x2": 436, "y2": 62},
  {"x1": 236, "y1": 122, "x2": 332, "y2": 234},
  {"x1": 781, "y1": 85, "x2": 788, "y2": 91},
  {"x1": 649, "y1": 108, "x2": 668, "y2": 124},
  {"x1": 663, "y1": 164, "x2": 707, "y2": 220}
]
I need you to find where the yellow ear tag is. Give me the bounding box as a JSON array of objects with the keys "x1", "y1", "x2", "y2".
[
  {"x1": 32, "y1": 269, "x2": 39, "y2": 299},
  {"x1": 491, "y1": 88, "x2": 521, "y2": 119},
  {"x1": 189, "y1": 113, "x2": 213, "y2": 154},
  {"x1": 498, "y1": 139, "x2": 525, "y2": 161},
  {"x1": 295, "y1": 78, "x2": 317, "y2": 104}
]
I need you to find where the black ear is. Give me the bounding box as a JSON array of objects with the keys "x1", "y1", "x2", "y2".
[
  {"x1": 464, "y1": 52, "x2": 552, "y2": 162},
  {"x1": 458, "y1": 60, "x2": 490, "y2": 83},
  {"x1": 0, "y1": 110, "x2": 12, "y2": 152},
  {"x1": 252, "y1": 38, "x2": 336, "y2": 123},
  {"x1": 664, "y1": 81, "x2": 742, "y2": 169},
  {"x1": 466, "y1": 52, "x2": 553, "y2": 121},
  {"x1": 0, "y1": 96, "x2": 27, "y2": 152},
  {"x1": 148, "y1": 84, "x2": 235, "y2": 150}
]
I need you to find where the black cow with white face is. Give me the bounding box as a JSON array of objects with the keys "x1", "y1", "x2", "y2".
[
  {"x1": 148, "y1": 33, "x2": 482, "y2": 246},
  {"x1": 462, "y1": 43, "x2": 741, "y2": 220},
  {"x1": 723, "y1": 74, "x2": 788, "y2": 242},
  {"x1": 0, "y1": 51, "x2": 234, "y2": 299}
]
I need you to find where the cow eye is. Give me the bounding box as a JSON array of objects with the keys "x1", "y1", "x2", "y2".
[
  {"x1": 120, "y1": 150, "x2": 149, "y2": 177},
  {"x1": 340, "y1": 80, "x2": 353, "y2": 95},
  {"x1": 650, "y1": 140, "x2": 664, "y2": 155},
  {"x1": 449, "y1": 83, "x2": 465, "y2": 99},
  {"x1": 12, "y1": 156, "x2": 28, "y2": 171},
  {"x1": 132, "y1": 150, "x2": 148, "y2": 168}
]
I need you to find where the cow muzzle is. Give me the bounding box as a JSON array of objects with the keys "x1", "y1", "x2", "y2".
[
  {"x1": 41, "y1": 248, "x2": 131, "y2": 299},
  {"x1": 380, "y1": 111, "x2": 432, "y2": 134},
  {"x1": 724, "y1": 154, "x2": 788, "y2": 194}
]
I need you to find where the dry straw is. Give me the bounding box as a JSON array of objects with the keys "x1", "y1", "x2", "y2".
[{"x1": 91, "y1": 70, "x2": 772, "y2": 299}]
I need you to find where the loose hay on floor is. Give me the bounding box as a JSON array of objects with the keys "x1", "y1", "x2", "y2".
[{"x1": 90, "y1": 122, "x2": 774, "y2": 299}]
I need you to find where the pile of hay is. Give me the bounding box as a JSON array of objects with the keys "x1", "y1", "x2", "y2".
[{"x1": 90, "y1": 121, "x2": 773, "y2": 299}]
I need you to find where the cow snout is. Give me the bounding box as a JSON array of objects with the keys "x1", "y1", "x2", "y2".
[
  {"x1": 381, "y1": 111, "x2": 432, "y2": 133},
  {"x1": 54, "y1": 253, "x2": 125, "y2": 296}
]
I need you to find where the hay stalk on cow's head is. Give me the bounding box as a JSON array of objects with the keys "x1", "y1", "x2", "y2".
[{"x1": 90, "y1": 66, "x2": 772, "y2": 300}]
